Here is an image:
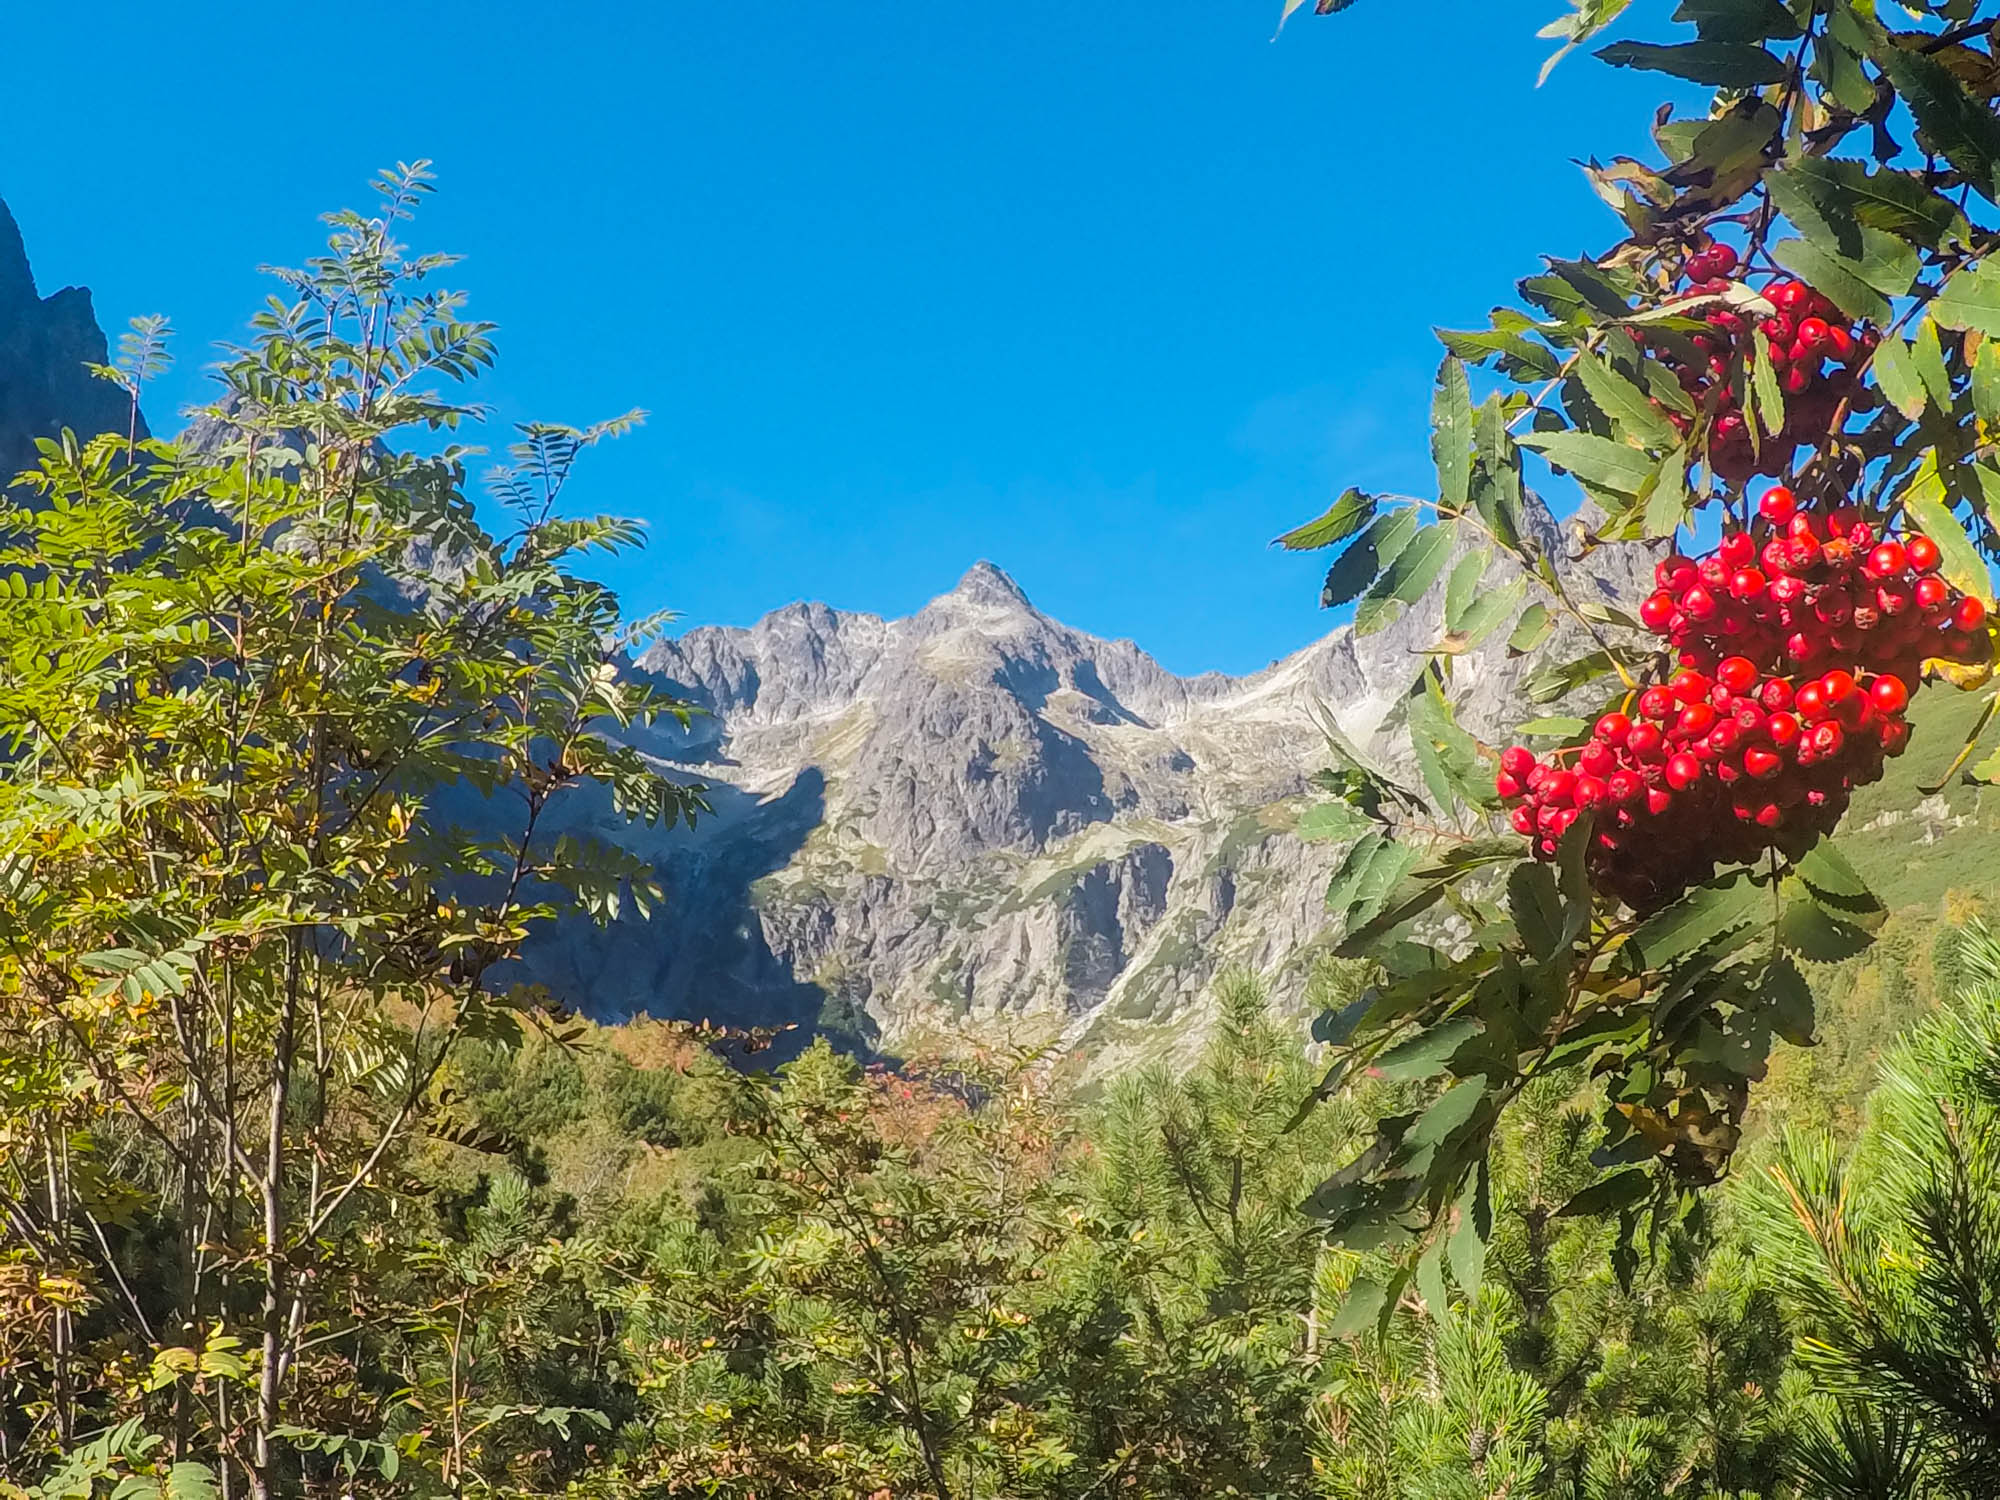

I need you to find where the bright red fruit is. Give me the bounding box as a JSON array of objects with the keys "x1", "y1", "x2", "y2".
[
  {"x1": 1665, "y1": 754, "x2": 1702, "y2": 790},
  {"x1": 1866, "y1": 541, "x2": 1907, "y2": 579},
  {"x1": 1596, "y1": 711, "x2": 1634, "y2": 744},
  {"x1": 1957, "y1": 596, "x2": 1989, "y2": 631},
  {"x1": 1717, "y1": 656, "x2": 1759, "y2": 692},
  {"x1": 1758, "y1": 486, "x2": 1797, "y2": 526},
  {"x1": 1500, "y1": 746, "x2": 1535, "y2": 779},
  {"x1": 1907, "y1": 534, "x2": 1942, "y2": 574},
  {"x1": 1869, "y1": 674, "x2": 1909, "y2": 714}
]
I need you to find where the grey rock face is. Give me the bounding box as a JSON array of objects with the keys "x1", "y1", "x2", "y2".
[
  {"x1": 0, "y1": 199, "x2": 138, "y2": 487},
  {"x1": 522, "y1": 519, "x2": 1652, "y2": 1074}
]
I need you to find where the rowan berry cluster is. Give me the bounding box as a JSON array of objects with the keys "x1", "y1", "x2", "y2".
[
  {"x1": 1494, "y1": 484, "x2": 1990, "y2": 911},
  {"x1": 1631, "y1": 242, "x2": 1874, "y2": 485}
]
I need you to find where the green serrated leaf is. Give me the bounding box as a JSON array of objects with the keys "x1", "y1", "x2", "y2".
[
  {"x1": 1414, "y1": 1235, "x2": 1449, "y2": 1320},
  {"x1": 1794, "y1": 838, "x2": 1878, "y2": 910},
  {"x1": 1765, "y1": 953, "x2": 1816, "y2": 1045},
  {"x1": 1632, "y1": 871, "x2": 1761, "y2": 968},
  {"x1": 1514, "y1": 715, "x2": 1589, "y2": 737},
  {"x1": 1911, "y1": 318, "x2": 1952, "y2": 410},
  {"x1": 1871, "y1": 333, "x2": 1929, "y2": 421},
  {"x1": 1643, "y1": 447, "x2": 1691, "y2": 538},
  {"x1": 1670, "y1": 0, "x2": 1797, "y2": 43},
  {"x1": 1407, "y1": 1077, "x2": 1488, "y2": 1149},
  {"x1": 1750, "y1": 329, "x2": 1785, "y2": 441},
  {"x1": 1447, "y1": 1162, "x2": 1490, "y2": 1298},
  {"x1": 1557, "y1": 1167, "x2": 1652, "y2": 1219},
  {"x1": 1376, "y1": 1016, "x2": 1482, "y2": 1082},
  {"x1": 1276, "y1": 487, "x2": 1376, "y2": 551},
  {"x1": 1576, "y1": 352, "x2": 1674, "y2": 446},
  {"x1": 1433, "y1": 359, "x2": 1474, "y2": 511},
  {"x1": 1321, "y1": 507, "x2": 1419, "y2": 609},
  {"x1": 1508, "y1": 862, "x2": 1566, "y2": 962},
  {"x1": 1297, "y1": 801, "x2": 1373, "y2": 843},
  {"x1": 1329, "y1": 1275, "x2": 1389, "y2": 1339},
  {"x1": 1519, "y1": 429, "x2": 1657, "y2": 495},
  {"x1": 1594, "y1": 39, "x2": 1786, "y2": 86},
  {"x1": 1439, "y1": 575, "x2": 1527, "y2": 655},
  {"x1": 1507, "y1": 602, "x2": 1554, "y2": 655},
  {"x1": 1443, "y1": 550, "x2": 1487, "y2": 631},
  {"x1": 1974, "y1": 339, "x2": 2000, "y2": 428},
  {"x1": 1356, "y1": 523, "x2": 1453, "y2": 636},
  {"x1": 1778, "y1": 888, "x2": 1874, "y2": 962},
  {"x1": 1933, "y1": 261, "x2": 2000, "y2": 337},
  {"x1": 1522, "y1": 651, "x2": 1616, "y2": 705}
]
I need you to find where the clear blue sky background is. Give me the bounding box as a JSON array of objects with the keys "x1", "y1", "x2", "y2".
[{"x1": 2, "y1": 2, "x2": 1694, "y2": 675}]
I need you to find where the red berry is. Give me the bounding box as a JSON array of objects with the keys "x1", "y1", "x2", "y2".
[
  {"x1": 1866, "y1": 541, "x2": 1908, "y2": 579},
  {"x1": 1574, "y1": 775, "x2": 1609, "y2": 807},
  {"x1": 1496, "y1": 770, "x2": 1523, "y2": 799},
  {"x1": 1683, "y1": 585, "x2": 1719, "y2": 622},
  {"x1": 1797, "y1": 316, "x2": 1831, "y2": 350},
  {"x1": 1760, "y1": 678, "x2": 1795, "y2": 711},
  {"x1": 1639, "y1": 686, "x2": 1676, "y2": 721},
  {"x1": 1670, "y1": 669, "x2": 1712, "y2": 704},
  {"x1": 1907, "y1": 534, "x2": 1942, "y2": 574},
  {"x1": 1708, "y1": 243, "x2": 1739, "y2": 276},
  {"x1": 1657, "y1": 556, "x2": 1697, "y2": 593},
  {"x1": 1810, "y1": 720, "x2": 1845, "y2": 757},
  {"x1": 1729, "y1": 568, "x2": 1767, "y2": 600},
  {"x1": 1957, "y1": 596, "x2": 1988, "y2": 632},
  {"x1": 1626, "y1": 723, "x2": 1665, "y2": 760},
  {"x1": 1646, "y1": 787, "x2": 1674, "y2": 816},
  {"x1": 1717, "y1": 655, "x2": 1759, "y2": 693},
  {"x1": 1795, "y1": 681, "x2": 1828, "y2": 720},
  {"x1": 1544, "y1": 769, "x2": 1578, "y2": 806},
  {"x1": 1666, "y1": 754, "x2": 1702, "y2": 790},
  {"x1": 1719, "y1": 532, "x2": 1757, "y2": 569},
  {"x1": 1755, "y1": 801, "x2": 1784, "y2": 829},
  {"x1": 1820, "y1": 669, "x2": 1858, "y2": 705},
  {"x1": 1677, "y1": 702, "x2": 1718, "y2": 738},
  {"x1": 1640, "y1": 592, "x2": 1677, "y2": 631},
  {"x1": 1596, "y1": 712, "x2": 1634, "y2": 745},
  {"x1": 1767, "y1": 711, "x2": 1801, "y2": 747},
  {"x1": 1511, "y1": 805, "x2": 1537, "y2": 834},
  {"x1": 1501, "y1": 746, "x2": 1536, "y2": 779},
  {"x1": 1916, "y1": 576, "x2": 1950, "y2": 610},
  {"x1": 1579, "y1": 741, "x2": 1617, "y2": 776},
  {"x1": 1882, "y1": 718, "x2": 1912, "y2": 756},
  {"x1": 1868, "y1": 674, "x2": 1909, "y2": 714}
]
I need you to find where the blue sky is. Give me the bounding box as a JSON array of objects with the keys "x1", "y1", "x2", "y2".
[{"x1": 3, "y1": 2, "x2": 1692, "y2": 675}]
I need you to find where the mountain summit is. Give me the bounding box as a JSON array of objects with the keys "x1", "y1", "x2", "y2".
[
  {"x1": 518, "y1": 526, "x2": 1647, "y2": 1070},
  {"x1": 0, "y1": 198, "x2": 136, "y2": 484}
]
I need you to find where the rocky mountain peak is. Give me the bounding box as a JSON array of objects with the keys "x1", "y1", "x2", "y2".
[
  {"x1": 943, "y1": 559, "x2": 1035, "y2": 612},
  {"x1": 0, "y1": 196, "x2": 138, "y2": 487}
]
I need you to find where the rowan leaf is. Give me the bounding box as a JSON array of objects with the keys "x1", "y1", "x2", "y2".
[
  {"x1": 1276, "y1": 488, "x2": 1376, "y2": 551},
  {"x1": 1594, "y1": 39, "x2": 1786, "y2": 86},
  {"x1": 1933, "y1": 261, "x2": 2000, "y2": 337},
  {"x1": 1519, "y1": 430, "x2": 1657, "y2": 495},
  {"x1": 1432, "y1": 358, "x2": 1474, "y2": 511}
]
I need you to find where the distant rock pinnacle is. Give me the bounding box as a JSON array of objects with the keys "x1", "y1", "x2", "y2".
[{"x1": 0, "y1": 197, "x2": 138, "y2": 486}]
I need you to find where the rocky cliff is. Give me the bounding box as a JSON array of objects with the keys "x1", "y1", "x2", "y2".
[
  {"x1": 0, "y1": 199, "x2": 137, "y2": 485},
  {"x1": 519, "y1": 528, "x2": 1649, "y2": 1073}
]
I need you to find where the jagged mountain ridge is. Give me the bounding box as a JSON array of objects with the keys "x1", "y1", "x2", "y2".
[
  {"x1": 517, "y1": 533, "x2": 1648, "y2": 1071},
  {"x1": 0, "y1": 199, "x2": 137, "y2": 486}
]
